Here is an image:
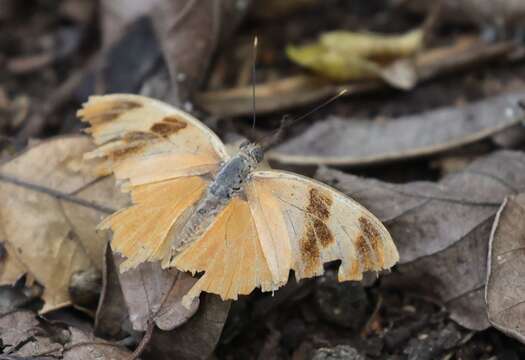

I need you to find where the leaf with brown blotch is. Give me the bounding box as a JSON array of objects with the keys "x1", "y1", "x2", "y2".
[
  {"x1": 269, "y1": 92, "x2": 525, "y2": 167},
  {"x1": 317, "y1": 150, "x2": 525, "y2": 330},
  {"x1": 485, "y1": 193, "x2": 525, "y2": 343},
  {"x1": 114, "y1": 253, "x2": 199, "y2": 332},
  {"x1": 0, "y1": 136, "x2": 129, "y2": 312}
]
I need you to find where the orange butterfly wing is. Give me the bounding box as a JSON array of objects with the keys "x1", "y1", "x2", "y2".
[
  {"x1": 245, "y1": 170, "x2": 399, "y2": 283},
  {"x1": 80, "y1": 95, "x2": 398, "y2": 307},
  {"x1": 78, "y1": 94, "x2": 228, "y2": 188},
  {"x1": 78, "y1": 95, "x2": 228, "y2": 270},
  {"x1": 174, "y1": 197, "x2": 274, "y2": 307},
  {"x1": 100, "y1": 176, "x2": 207, "y2": 271},
  {"x1": 172, "y1": 170, "x2": 398, "y2": 307}
]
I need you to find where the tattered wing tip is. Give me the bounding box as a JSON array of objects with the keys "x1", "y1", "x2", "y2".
[{"x1": 181, "y1": 294, "x2": 199, "y2": 310}]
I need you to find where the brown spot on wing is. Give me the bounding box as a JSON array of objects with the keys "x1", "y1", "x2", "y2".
[
  {"x1": 123, "y1": 131, "x2": 158, "y2": 142},
  {"x1": 150, "y1": 117, "x2": 187, "y2": 137},
  {"x1": 84, "y1": 100, "x2": 142, "y2": 124},
  {"x1": 355, "y1": 216, "x2": 385, "y2": 270},
  {"x1": 162, "y1": 115, "x2": 187, "y2": 126},
  {"x1": 312, "y1": 219, "x2": 334, "y2": 247},
  {"x1": 299, "y1": 187, "x2": 335, "y2": 276},
  {"x1": 300, "y1": 224, "x2": 320, "y2": 277},
  {"x1": 111, "y1": 143, "x2": 146, "y2": 160},
  {"x1": 307, "y1": 188, "x2": 332, "y2": 220}
]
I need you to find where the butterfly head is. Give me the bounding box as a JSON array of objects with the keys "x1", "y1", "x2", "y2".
[{"x1": 239, "y1": 141, "x2": 264, "y2": 164}]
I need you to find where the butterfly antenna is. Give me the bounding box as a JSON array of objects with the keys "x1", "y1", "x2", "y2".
[
  {"x1": 251, "y1": 36, "x2": 258, "y2": 129},
  {"x1": 260, "y1": 88, "x2": 348, "y2": 150}
]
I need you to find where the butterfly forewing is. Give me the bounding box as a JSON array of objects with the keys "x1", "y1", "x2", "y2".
[{"x1": 78, "y1": 94, "x2": 228, "y2": 188}]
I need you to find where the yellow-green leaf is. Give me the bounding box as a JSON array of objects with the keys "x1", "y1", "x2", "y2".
[{"x1": 286, "y1": 28, "x2": 423, "y2": 88}]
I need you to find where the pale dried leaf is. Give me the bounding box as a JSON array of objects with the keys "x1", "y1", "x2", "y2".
[
  {"x1": 270, "y1": 92, "x2": 525, "y2": 166},
  {"x1": 317, "y1": 150, "x2": 525, "y2": 330},
  {"x1": 0, "y1": 136, "x2": 128, "y2": 312},
  {"x1": 486, "y1": 193, "x2": 525, "y2": 343}
]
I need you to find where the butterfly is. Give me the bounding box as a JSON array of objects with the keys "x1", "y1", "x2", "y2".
[{"x1": 78, "y1": 94, "x2": 399, "y2": 308}]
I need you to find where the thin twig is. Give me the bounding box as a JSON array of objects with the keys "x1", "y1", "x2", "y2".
[
  {"x1": 0, "y1": 173, "x2": 115, "y2": 214},
  {"x1": 128, "y1": 321, "x2": 155, "y2": 360}
]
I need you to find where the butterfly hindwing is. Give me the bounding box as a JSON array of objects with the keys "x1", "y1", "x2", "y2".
[
  {"x1": 78, "y1": 94, "x2": 229, "y2": 189},
  {"x1": 245, "y1": 170, "x2": 399, "y2": 283},
  {"x1": 173, "y1": 197, "x2": 274, "y2": 307}
]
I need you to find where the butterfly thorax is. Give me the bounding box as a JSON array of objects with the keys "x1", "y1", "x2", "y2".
[{"x1": 168, "y1": 143, "x2": 263, "y2": 260}]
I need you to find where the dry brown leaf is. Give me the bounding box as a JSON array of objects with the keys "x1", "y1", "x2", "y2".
[
  {"x1": 0, "y1": 310, "x2": 131, "y2": 358},
  {"x1": 269, "y1": 92, "x2": 525, "y2": 166},
  {"x1": 152, "y1": 0, "x2": 251, "y2": 105},
  {"x1": 100, "y1": 0, "x2": 162, "y2": 46},
  {"x1": 317, "y1": 150, "x2": 525, "y2": 330},
  {"x1": 196, "y1": 38, "x2": 515, "y2": 117},
  {"x1": 485, "y1": 194, "x2": 525, "y2": 343},
  {"x1": 114, "y1": 253, "x2": 199, "y2": 332},
  {"x1": 94, "y1": 243, "x2": 133, "y2": 339},
  {"x1": 0, "y1": 136, "x2": 128, "y2": 312},
  {"x1": 146, "y1": 294, "x2": 231, "y2": 360},
  {"x1": 62, "y1": 326, "x2": 131, "y2": 360}
]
